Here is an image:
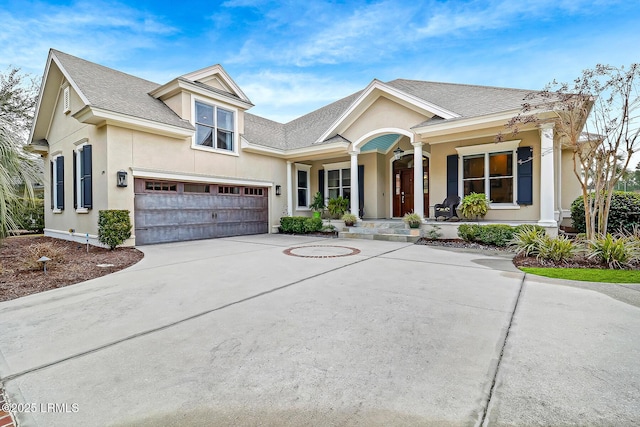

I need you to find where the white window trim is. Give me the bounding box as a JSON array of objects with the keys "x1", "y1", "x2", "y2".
[
  {"x1": 456, "y1": 140, "x2": 520, "y2": 208},
  {"x1": 51, "y1": 153, "x2": 63, "y2": 213},
  {"x1": 322, "y1": 161, "x2": 352, "y2": 202},
  {"x1": 191, "y1": 95, "x2": 239, "y2": 157},
  {"x1": 74, "y1": 141, "x2": 90, "y2": 213},
  {"x1": 295, "y1": 163, "x2": 311, "y2": 210}
]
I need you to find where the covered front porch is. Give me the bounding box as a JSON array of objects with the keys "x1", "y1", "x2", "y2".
[{"x1": 286, "y1": 130, "x2": 432, "y2": 220}]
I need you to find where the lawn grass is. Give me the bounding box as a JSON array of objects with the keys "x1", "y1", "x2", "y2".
[{"x1": 521, "y1": 267, "x2": 640, "y2": 284}]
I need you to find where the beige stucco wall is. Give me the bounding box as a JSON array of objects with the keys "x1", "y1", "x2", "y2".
[
  {"x1": 560, "y1": 148, "x2": 582, "y2": 226},
  {"x1": 43, "y1": 83, "x2": 109, "y2": 242},
  {"x1": 342, "y1": 97, "x2": 428, "y2": 145}
]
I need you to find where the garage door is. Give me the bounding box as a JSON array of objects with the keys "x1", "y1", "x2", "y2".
[{"x1": 134, "y1": 179, "x2": 268, "y2": 245}]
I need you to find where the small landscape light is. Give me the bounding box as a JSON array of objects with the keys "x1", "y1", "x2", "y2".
[{"x1": 38, "y1": 256, "x2": 51, "y2": 274}]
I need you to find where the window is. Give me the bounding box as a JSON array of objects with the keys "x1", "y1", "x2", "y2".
[
  {"x1": 74, "y1": 144, "x2": 92, "y2": 211},
  {"x1": 194, "y1": 101, "x2": 234, "y2": 152},
  {"x1": 145, "y1": 181, "x2": 177, "y2": 192},
  {"x1": 184, "y1": 183, "x2": 210, "y2": 193},
  {"x1": 327, "y1": 168, "x2": 351, "y2": 200},
  {"x1": 218, "y1": 186, "x2": 240, "y2": 194},
  {"x1": 456, "y1": 140, "x2": 519, "y2": 205},
  {"x1": 244, "y1": 187, "x2": 263, "y2": 196},
  {"x1": 296, "y1": 164, "x2": 311, "y2": 208},
  {"x1": 51, "y1": 155, "x2": 64, "y2": 211}
]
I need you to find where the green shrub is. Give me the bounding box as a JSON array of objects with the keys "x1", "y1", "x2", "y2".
[
  {"x1": 304, "y1": 217, "x2": 323, "y2": 233},
  {"x1": 280, "y1": 216, "x2": 322, "y2": 234},
  {"x1": 571, "y1": 192, "x2": 640, "y2": 234},
  {"x1": 459, "y1": 193, "x2": 489, "y2": 219},
  {"x1": 327, "y1": 196, "x2": 349, "y2": 218},
  {"x1": 341, "y1": 213, "x2": 357, "y2": 224},
  {"x1": 587, "y1": 233, "x2": 639, "y2": 269},
  {"x1": 98, "y1": 210, "x2": 132, "y2": 250},
  {"x1": 476, "y1": 224, "x2": 517, "y2": 247},
  {"x1": 457, "y1": 224, "x2": 481, "y2": 241},
  {"x1": 536, "y1": 235, "x2": 577, "y2": 263},
  {"x1": 509, "y1": 225, "x2": 546, "y2": 256}
]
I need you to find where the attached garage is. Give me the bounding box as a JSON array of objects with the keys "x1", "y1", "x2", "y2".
[{"x1": 134, "y1": 179, "x2": 269, "y2": 245}]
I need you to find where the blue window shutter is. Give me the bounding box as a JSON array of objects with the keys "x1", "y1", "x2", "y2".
[
  {"x1": 56, "y1": 156, "x2": 64, "y2": 210},
  {"x1": 358, "y1": 165, "x2": 364, "y2": 217},
  {"x1": 50, "y1": 161, "x2": 54, "y2": 210},
  {"x1": 517, "y1": 146, "x2": 533, "y2": 205},
  {"x1": 318, "y1": 170, "x2": 324, "y2": 199},
  {"x1": 73, "y1": 152, "x2": 77, "y2": 209},
  {"x1": 446, "y1": 154, "x2": 458, "y2": 196},
  {"x1": 81, "y1": 145, "x2": 92, "y2": 208}
]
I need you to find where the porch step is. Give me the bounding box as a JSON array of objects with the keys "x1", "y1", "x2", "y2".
[
  {"x1": 337, "y1": 220, "x2": 421, "y2": 243},
  {"x1": 339, "y1": 232, "x2": 421, "y2": 243}
]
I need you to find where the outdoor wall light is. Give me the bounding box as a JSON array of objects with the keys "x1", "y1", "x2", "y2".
[
  {"x1": 275, "y1": 185, "x2": 282, "y2": 196},
  {"x1": 117, "y1": 170, "x2": 128, "y2": 187},
  {"x1": 393, "y1": 146, "x2": 404, "y2": 161}
]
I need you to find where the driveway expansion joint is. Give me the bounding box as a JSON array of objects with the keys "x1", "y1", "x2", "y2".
[
  {"x1": 0, "y1": 244, "x2": 407, "y2": 383},
  {"x1": 478, "y1": 273, "x2": 527, "y2": 426}
]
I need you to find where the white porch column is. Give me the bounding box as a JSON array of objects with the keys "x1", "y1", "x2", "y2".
[
  {"x1": 349, "y1": 150, "x2": 359, "y2": 218},
  {"x1": 286, "y1": 161, "x2": 293, "y2": 216},
  {"x1": 538, "y1": 123, "x2": 557, "y2": 226},
  {"x1": 412, "y1": 141, "x2": 424, "y2": 218}
]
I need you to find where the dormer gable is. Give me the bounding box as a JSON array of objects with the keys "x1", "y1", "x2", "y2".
[{"x1": 149, "y1": 64, "x2": 253, "y2": 111}]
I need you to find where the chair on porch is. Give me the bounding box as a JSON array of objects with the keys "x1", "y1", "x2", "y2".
[{"x1": 434, "y1": 195, "x2": 461, "y2": 221}]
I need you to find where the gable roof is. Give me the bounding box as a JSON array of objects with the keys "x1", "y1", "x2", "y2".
[
  {"x1": 50, "y1": 50, "x2": 193, "y2": 131},
  {"x1": 243, "y1": 79, "x2": 533, "y2": 150}
]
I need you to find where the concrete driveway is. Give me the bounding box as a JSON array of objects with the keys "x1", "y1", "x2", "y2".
[{"x1": 0, "y1": 235, "x2": 639, "y2": 426}]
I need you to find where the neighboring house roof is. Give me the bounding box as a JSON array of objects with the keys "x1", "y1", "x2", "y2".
[{"x1": 51, "y1": 50, "x2": 193, "y2": 130}]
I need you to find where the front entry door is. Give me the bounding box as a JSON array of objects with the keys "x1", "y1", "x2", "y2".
[
  {"x1": 393, "y1": 169, "x2": 414, "y2": 217},
  {"x1": 393, "y1": 156, "x2": 429, "y2": 218}
]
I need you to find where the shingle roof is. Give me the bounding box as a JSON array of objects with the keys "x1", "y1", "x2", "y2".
[
  {"x1": 243, "y1": 79, "x2": 533, "y2": 150},
  {"x1": 52, "y1": 50, "x2": 193, "y2": 130},
  {"x1": 386, "y1": 79, "x2": 531, "y2": 119}
]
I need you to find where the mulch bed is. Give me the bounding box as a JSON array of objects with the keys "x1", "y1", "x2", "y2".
[
  {"x1": 0, "y1": 236, "x2": 143, "y2": 302},
  {"x1": 416, "y1": 238, "x2": 640, "y2": 270}
]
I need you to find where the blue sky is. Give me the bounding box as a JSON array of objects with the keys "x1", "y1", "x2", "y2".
[{"x1": 1, "y1": 0, "x2": 639, "y2": 122}]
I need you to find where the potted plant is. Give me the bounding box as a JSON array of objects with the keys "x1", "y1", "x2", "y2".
[
  {"x1": 309, "y1": 192, "x2": 325, "y2": 219},
  {"x1": 328, "y1": 196, "x2": 349, "y2": 219},
  {"x1": 342, "y1": 213, "x2": 357, "y2": 226},
  {"x1": 403, "y1": 212, "x2": 422, "y2": 229},
  {"x1": 460, "y1": 192, "x2": 490, "y2": 220}
]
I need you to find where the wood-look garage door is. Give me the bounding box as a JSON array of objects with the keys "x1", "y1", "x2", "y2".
[{"x1": 134, "y1": 179, "x2": 268, "y2": 245}]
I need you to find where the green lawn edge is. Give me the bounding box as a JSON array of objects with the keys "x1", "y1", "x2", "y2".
[{"x1": 520, "y1": 267, "x2": 640, "y2": 284}]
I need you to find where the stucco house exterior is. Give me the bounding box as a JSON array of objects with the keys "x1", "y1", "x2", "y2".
[{"x1": 28, "y1": 49, "x2": 581, "y2": 246}]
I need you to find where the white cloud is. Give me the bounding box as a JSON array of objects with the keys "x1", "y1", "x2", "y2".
[
  {"x1": 0, "y1": 1, "x2": 178, "y2": 74},
  {"x1": 236, "y1": 70, "x2": 363, "y2": 122}
]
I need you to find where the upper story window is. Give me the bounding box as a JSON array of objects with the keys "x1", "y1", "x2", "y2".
[{"x1": 195, "y1": 101, "x2": 234, "y2": 152}]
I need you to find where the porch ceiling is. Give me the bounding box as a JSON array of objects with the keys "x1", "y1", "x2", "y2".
[{"x1": 360, "y1": 133, "x2": 401, "y2": 152}]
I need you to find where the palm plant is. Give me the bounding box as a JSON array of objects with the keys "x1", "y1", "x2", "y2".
[{"x1": 0, "y1": 68, "x2": 41, "y2": 238}]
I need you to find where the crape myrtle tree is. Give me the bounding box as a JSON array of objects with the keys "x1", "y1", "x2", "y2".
[
  {"x1": 0, "y1": 67, "x2": 41, "y2": 238},
  {"x1": 503, "y1": 64, "x2": 640, "y2": 239}
]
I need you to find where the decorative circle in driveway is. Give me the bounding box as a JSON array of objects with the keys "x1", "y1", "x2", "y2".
[{"x1": 283, "y1": 245, "x2": 361, "y2": 258}]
